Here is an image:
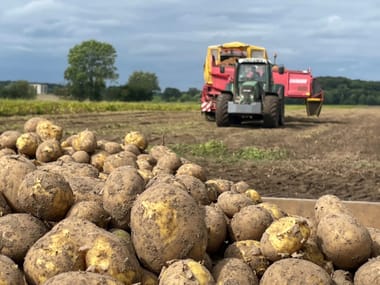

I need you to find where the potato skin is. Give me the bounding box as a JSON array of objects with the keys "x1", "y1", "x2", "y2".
[
  {"x1": 71, "y1": 130, "x2": 97, "y2": 153},
  {"x1": 17, "y1": 169, "x2": 74, "y2": 221},
  {"x1": 43, "y1": 271, "x2": 125, "y2": 285},
  {"x1": 66, "y1": 200, "x2": 110, "y2": 228},
  {"x1": 354, "y1": 257, "x2": 380, "y2": 285},
  {"x1": 0, "y1": 130, "x2": 21, "y2": 149},
  {"x1": 35, "y1": 139, "x2": 63, "y2": 162},
  {"x1": 260, "y1": 258, "x2": 333, "y2": 285},
  {"x1": 212, "y1": 257, "x2": 258, "y2": 285},
  {"x1": 217, "y1": 191, "x2": 254, "y2": 218},
  {"x1": 317, "y1": 213, "x2": 372, "y2": 270},
  {"x1": 0, "y1": 213, "x2": 48, "y2": 263},
  {"x1": 0, "y1": 192, "x2": 12, "y2": 217},
  {"x1": 130, "y1": 182, "x2": 208, "y2": 274},
  {"x1": 0, "y1": 254, "x2": 27, "y2": 285},
  {"x1": 204, "y1": 204, "x2": 227, "y2": 254}
]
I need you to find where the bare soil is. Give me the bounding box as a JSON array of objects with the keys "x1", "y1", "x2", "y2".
[{"x1": 1, "y1": 107, "x2": 379, "y2": 202}]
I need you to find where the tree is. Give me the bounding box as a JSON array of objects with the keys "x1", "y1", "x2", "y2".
[
  {"x1": 0, "y1": 81, "x2": 36, "y2": 99},
  {"x1": 126, "y1": 71, "x2": 160, "y2": 101},
  {"x1": 161, "y1": 87, "x2": 181, "y2": 101},
  {"x1": 64, "y1": 40, "x2": 118, "y2": 101}
]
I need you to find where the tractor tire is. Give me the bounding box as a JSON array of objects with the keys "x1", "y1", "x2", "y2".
[
  {"x1": 277, "y1": 86, "x2": 285, "y2": 126},
  {"x1": 216, "y1": 93, "x2": 231, "y2": 127},
  {"x1": 263, "y1": 95, "x2": 280, "y2": 128}
]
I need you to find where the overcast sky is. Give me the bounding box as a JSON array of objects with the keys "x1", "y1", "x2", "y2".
[{"x1": 0, "y1": 0, "x2": 378, "y2": 90}]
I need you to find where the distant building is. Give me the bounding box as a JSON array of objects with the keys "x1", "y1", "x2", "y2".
[{"x1": 31, "y1": 83, "x2": 48, "y2": 95}]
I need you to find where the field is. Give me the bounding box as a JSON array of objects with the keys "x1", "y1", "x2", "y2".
[{"x1": 0, "y1": 105, "x2": 379, "y2": 202}]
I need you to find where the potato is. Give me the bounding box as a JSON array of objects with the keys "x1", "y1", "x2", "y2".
[
  {"x1": 36, "y1": 119, "x2": 63, "y2": 141},
  {"x1": 231, "y1": 180, "x2": 251, "y2": 193},
  {"x1": 149, "y1": 145, "x2": 174, "y2": 160},
  {"x1": 217, "y1": 190, "x2": 254, "y2": 218},
  {"x1": 0, "y1": 254, "x2": 27, "y2": 285},
  {"x1": 36, "y1": 139, "x2": 63, "y2": 162},
  {"x1": 0, "y1": 155, "x2": 36, "y2": 210},
  {"x1": 66, "y1": 200, "x2": 110, "y2": 228},
  {"x1": 0, "y1": 213, "x2": 48, "y2": 263},
  {"x1": 100, "y1": 140, "x2": 123, "y2": 154},
  {"x1": 0, "y1": 130, "x2": 21, "y2": 149},
  {"x1": 124, "y1": 131, "x2": 148, "y2": 151},
  {"x1": 229, "y1": 205, "x2": 273, "y2": 241},
  {"x1": 314, "y1": 194, "x2": 352, "y2": 223},
  {"x1": 176, "y1": 163, "x2": 207, "y2": 182},
  {"x1": 71, "y1": 150, "x2": 90, "y2": 163},
  {"x1": 0, "y1": 147, "x2": 16, "y2": 157},
  {"x1": 260, "y1": 258, "x2": 333, "y2": 285},
  {"x1": 43, "y1": 271, "x2": 124, "y2": 285},
  {"x1": 205, "y1": 179, "x2": 232, "y2": 195},
  {"x1": 17, "y1": 169, "x2": 74, "y2": 221},
  {"x1": 296, "y1": 240, "x2": 334, "y2": 274},
  {"x1": 102, "y1": 151, "x2": 138, "y2": 174},
  {"x1": 137, "y1": 157, "x2": 154, "y2": 171},
  {"x1": 224, "y1": 240, "x2": 270, "y2": 277},
  {"x1": 153, "y1": 152, "x2": 182, "y2": 175},
  {"x1": 123, "y1": 143, "x2": 141, "y2": 156},
  {"x1": 260, "y1": 216, "x2": 310, "y2": 261},
  {"x1": 16, "y1": 132, "x2": 40, "y2": 157},
  {"x1": 175, "y1": 174, "x2": 210, "y2": 205},
  {"x1": 24, "y1": 117, "x2": 45, "y2": 132},
  {"x1": 204, "y1": 204, "x2": 227, "y2": 254},
  {"x1": 212, "y1": 258, "x2": 258, "y2": 285},
  {"x1": 145, "y1": 173, "x2": 187, "y2": 191},
  {"x1": 102, "y1": 166, "x2": 145, "y2": 229},
  {"x1": 90, "y1": 150, "x2": 110, "y2": 171},
  {"x1": 244, "y1": 188, "x2": 262, "y2": 203},
  {"x1": 354, "y1": 257, "x2": 380, "y2": 285},
  {"x1": 257, "y1": 202, "x2": 288, "y2": 220},
  {"x1": 130, "y1": 182, "x2": 208, "y2": 273},
  {"x1": 0, "y1": 192, "x2": 12, "y2": 217},
  {"x1": 71, "y1": 130, "x2": 97, "y2": 153},
  {"x1": 60, "y1": 134, "x2": 76, "y2": 148},
  {"x1": 332, "y1": 270, "x2": 354, "y2": 285},
  {"x1": 24, "y1": 218, "x2": 141, "y2": 285},
  {"x1": 85, "y1": 232, "x2": 142, "y2": 284},
  {"x1": 368, "y1": 227, "x2": 380, "y2": 257},
  {"x1": 38, "y1": 160, "x2": 99, "y2": 179},
  {"x1": 137, "y1": 153, "x2": 157, "y2": 166},
  {"x1": 316, "y1": 213, "x2": 372, "y2": 270},
  {"x1": 158, "y1": 259, "x2": 215, "y2": 284},
  {"x1": 141, "y1": 268, "x2": 159, "y2": 285}
]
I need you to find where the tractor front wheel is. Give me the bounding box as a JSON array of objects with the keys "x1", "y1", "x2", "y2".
[
  {"x1": 263, "y1": 95, "x2": 280, "y2": 128},
  {"x1": 216, "y1": 93, "x2": 231, "y2": 127}
]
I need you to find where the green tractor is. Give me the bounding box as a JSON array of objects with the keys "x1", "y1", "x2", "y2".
[{"x1": 215, "y1": 58, "x2": 285, "y2": 128}]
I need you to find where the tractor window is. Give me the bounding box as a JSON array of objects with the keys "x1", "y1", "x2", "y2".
[{"x1": 220, "y1": 49, "x2": 247, "y2": 65}]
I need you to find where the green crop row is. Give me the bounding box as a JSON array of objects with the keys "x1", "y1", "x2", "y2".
[{"x1": 0, "y1": 99, "x2": 199, "y2": 116}]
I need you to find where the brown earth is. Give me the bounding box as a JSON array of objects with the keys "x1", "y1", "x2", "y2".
[{"x1": 1, "y1": 107, "x2": 379, "y2": 202}]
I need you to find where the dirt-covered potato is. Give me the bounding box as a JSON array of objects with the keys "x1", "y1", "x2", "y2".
[
  {"x1": 368, "y1": 227, "x2": 380, "y2": 257},
  {"x1": 176, "y1": 163, "x2": 207, "y2": 182},
  {"x1": 149, "y1": 145, "x2": 174, "y2": 160},
  {"x1": 102, "y1": 151, "x2": 138, "y2": 174},
  {"x1": 316, "y1": 213, "x2": 372, "y2": 270},
  {"x1": 36, "y1": 139, "x2": 63, "y2": 162},
  {"x1": 43, "y1": 271, "x2": 125, "y2": 285},
  {"x1": 38, "y1": 160, "x2": 99, "y2": 180},
  {"x1": 0, "y1": 147, "x2": 16, "y2": 157},
  {"x1": 71, "y1": 130, "x2": 97, "y2": 153},
  {"x1": 217, "y1": 190, "x2": 254, "y2": 218},
  {"x1": 257, "y1": 202, "x2": 288, "y2": 220},
  {"x1": 332, "y1": 270, "x2": 354, "y2": 285},
  {"x1": 90, "y1": 150, "x2": 110, "y2": 171},
  {"x1": 71, "y1": 150, "x2": 90, "y2": 163},
  {"x1": 36, "y1": 119, "x2": 63, "y2": 141},
  {"x1": 130, "y1": 182, "x2": 208, "y2": 274},
  {"x1": 0, "y1": 213, "x2": 48, "y2": 263},
  {"x1": 24, "y1": 117, "x2": 45, "y2": 132},
  {"x1": 102, "y1": 166, "x2": 145, "y2": 229},
  {"x1": 244, "y1": 189, "x2": 262, "y2": 203},
  {"x1": 231, "y1": 180, "x2": 251, "y2": 193},
  {"x1": 0, "y1": 254, "x2": 27, "y2": 285},
  {"x1": 229, "y1": 205, "x2": 273, "y2": 241},
  {"x1": 260, "y1": 216, "x2": 310, "y2": 261},
  {"x1": 158, "y1": 259, "x2": 215, "y2": 284},
  {"x1": 260, "y1": 258, "x2": 333, "y2": 285},
  {"x1": 64, "y1": 176, "x2": 104, "y2": 204},
  {"x1": 296, "y1": 240, "x2": 334, "y2": 274},
  {"x1": 66, "y1": 200, "x2": 110, "y2": 228},
  {"x1": 205, "y1": 179, "x2": 232, "y2": 195},
  {"x1": 60, "y1": 134, "x2": 76, "y2": 148},
  {"x1": 17, "y1": 169, "x2": 74, "y2": 221},
  {"x1": 153, "y1": 152, "x2": 182, "y2": 175},
  {"x1": 224, "y1": 240, "x2": 270, "y2": 277},
  {"x1": 99, "y1": 140, "x2": 123, "y2": 154},
  {"x1": 204, "y1": 204, "x2": 227, "y2": 254},
  {"x1": 141, "y1": 268, "x2": 159, "y2": 285},
  {"x1": 124, "y1": 131, "x2": 148, "y2": 151},
  {"x1": 0, "y1": 130, "x2": 21, "y2": 150},
  {"x1": 24, "y1": 218, "x2": 141, "y2": 285},
  {"x1": 16, "y1": 132, "x2": 40, "y2": 157},
  {"x1": 354, "y1": 257, "x2": 380, "y2": 285},
  {"x1": 0, "y1": 155, "x2": 36, "y2": 210},
  {"x1": 175, "y1": 174, "x2": 210, "y2": 205},
  {"x1": 123, "y1": 143, "x2": 141, "y2": 156},
  {"x1": 212, "y1": 258, "x2": 258, "y2": 285}
]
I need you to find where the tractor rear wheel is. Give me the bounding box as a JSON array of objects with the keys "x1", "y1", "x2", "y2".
[
  {"x1": 216, "y1": 93, "x2": 231, "y2": 127},
  {"x1": 263, "y1": 95, "x2": 280, "y2": 128}
]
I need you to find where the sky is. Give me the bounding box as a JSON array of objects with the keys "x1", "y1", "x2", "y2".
[{"x1": 0, "y1": 0, "x2": 379, "y2": 91}]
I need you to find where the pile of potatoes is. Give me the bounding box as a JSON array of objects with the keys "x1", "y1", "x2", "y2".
[{"x1": 0, "y1": 117, "x2": 379, "y2": 285}]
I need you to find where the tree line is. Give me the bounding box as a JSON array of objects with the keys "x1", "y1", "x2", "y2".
[{"x1": 0, "y1": 39, "x2": 379, "y2": 105}]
